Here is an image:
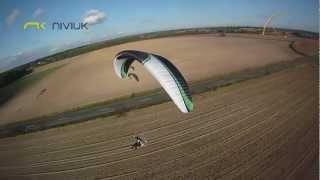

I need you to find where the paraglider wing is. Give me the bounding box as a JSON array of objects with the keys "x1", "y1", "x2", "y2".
[{"x1": 113, "y1": 50, "x2": 193, "y2": 113}]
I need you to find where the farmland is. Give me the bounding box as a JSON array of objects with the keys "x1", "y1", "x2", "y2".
[
  {"x1": 0, "y1": 33, "x2": 311, "y2": 123},
  {"x1": 0, "y1": 62, "x2": 317, "y2": 179}
]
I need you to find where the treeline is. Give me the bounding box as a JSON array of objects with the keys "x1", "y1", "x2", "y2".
[{"x1": 0, "y1": 65, "x2": 33, "y2": 88}]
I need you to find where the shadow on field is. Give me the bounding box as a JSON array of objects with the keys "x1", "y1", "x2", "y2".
[{"x1": 0, "y1": 65, "x2": 64, "y2": 107}]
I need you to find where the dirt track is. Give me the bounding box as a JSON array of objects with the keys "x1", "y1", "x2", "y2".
[
  {"x1": 0, "y1": 34, "x2": 304, "y2": 123},
  {"x1": 0, "y1": 63, "x2": 317, "y2": 179}
]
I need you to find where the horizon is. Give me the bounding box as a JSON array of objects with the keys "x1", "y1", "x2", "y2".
[
  {"x1": 0, "y1": 25, "x2": 317, "y2": 74},
  {"x1": 0, "y1": 0, "x2": 318, "y2": 72}
]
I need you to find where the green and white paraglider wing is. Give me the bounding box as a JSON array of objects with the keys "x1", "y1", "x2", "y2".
[{"x1": 113, "y1": 50, "x2": 193, "y2": 113}]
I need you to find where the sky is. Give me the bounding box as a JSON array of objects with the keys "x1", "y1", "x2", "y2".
[{"x1": 0, "y1": 0, "x2": 318, "y2": 72}]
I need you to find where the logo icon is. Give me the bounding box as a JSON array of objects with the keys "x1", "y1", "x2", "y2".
[{"x1": 23, "y1": 21, "x2": 46, "y2": 30}]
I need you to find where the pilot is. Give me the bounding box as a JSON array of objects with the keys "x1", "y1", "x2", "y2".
[{"x1": 132, "y1": 136, "x2": 145, "y2": 149}]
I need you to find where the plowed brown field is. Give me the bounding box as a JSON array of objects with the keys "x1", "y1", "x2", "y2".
[{"x1": 0, "y1": 62, "x2": 317, "y2": 179}]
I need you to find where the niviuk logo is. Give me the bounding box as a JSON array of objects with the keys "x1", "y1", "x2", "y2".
[{"x1": 23, "y1": 21, "x2": 88, "y2": 31}]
